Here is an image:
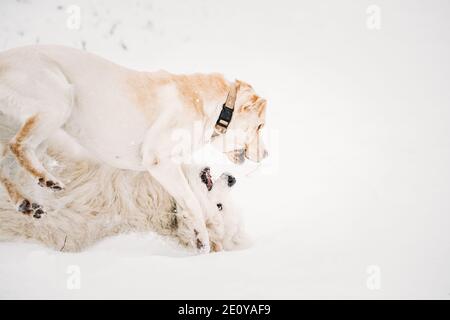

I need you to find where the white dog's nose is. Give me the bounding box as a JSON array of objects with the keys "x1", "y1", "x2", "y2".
[
  {"x1": 220, "y1": 173, "x2": 236, "y2": 187},
  {"x1": 227, "y1": 175, "x2": 236, "y2": 187}
]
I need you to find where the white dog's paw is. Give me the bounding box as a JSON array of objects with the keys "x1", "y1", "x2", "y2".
[{"x1": 210, "y1": 241, "x2": 223, "y2": 252}]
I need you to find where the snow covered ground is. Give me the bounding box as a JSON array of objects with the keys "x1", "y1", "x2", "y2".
[{"x1": 1, "y1": 0, "x2": 450, "y2": 299}]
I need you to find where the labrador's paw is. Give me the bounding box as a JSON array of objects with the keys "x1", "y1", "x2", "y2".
[
  {"x1": 173, "y1": 210, "x2": 210, "y2": 253},
  {"x1": 38, "y1": 177, "x2": 65, "y2": 192},
  {"x1": 17, "y1": 199, "x2": 46, "y2": 219}
]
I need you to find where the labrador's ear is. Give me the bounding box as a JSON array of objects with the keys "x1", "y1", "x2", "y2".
[
  {"x1": 257, "y1": 99, "x2": 267, "y2": 116},
  {"x1": 235, "y1": 79, "x2": 252, "y2": 90},
  {"x1": 234, "y1": 80, "x2": 251, "y2": 107},
  {"x1": 200, "y1": 167, "x2": 213, "y2": 191},
  {"x1": 241, "y1": 95, "x2": 267, "y2": 115}
]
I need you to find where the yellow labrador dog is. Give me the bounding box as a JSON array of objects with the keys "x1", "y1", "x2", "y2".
[{"x1": 0, "y1": 45, "x2": 267, "y2": 253}]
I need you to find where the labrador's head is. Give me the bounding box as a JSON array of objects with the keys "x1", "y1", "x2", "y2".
[{"x1": 212, "y1": 80, "x2": 268, "y2": 165}]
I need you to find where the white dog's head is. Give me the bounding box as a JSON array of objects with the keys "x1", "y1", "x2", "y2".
[
  {"x1": 211, "y1": 80, "x2": 268, "y2": 165},
  {"x1": 196, "y1": 167, "x2": 249, "y2": 251}
]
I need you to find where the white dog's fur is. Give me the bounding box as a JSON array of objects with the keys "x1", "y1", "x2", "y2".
[
  {"x1": 0, "y1": 45, "x2": 266, "y2": 252},
  {"x1": 0, "y1": 117, "x2": 248, "y2": 252}
]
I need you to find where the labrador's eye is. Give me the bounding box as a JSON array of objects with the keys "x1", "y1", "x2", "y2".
[
  {"x1": 217, "y1": 203, "x2": 223, "y2": 211},
  {"x1": 257, "y1": 124, "x2": 264, "y2": 131}
]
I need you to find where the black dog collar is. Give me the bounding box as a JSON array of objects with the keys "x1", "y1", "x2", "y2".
[
  {"x1": 215, "y1": 105, "x2": 234, "y2": 135},
  {"x1": 214, "y1": 82, "x2": 237, "y2": 136}
]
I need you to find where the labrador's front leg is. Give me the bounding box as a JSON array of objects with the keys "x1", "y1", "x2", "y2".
[{"x1": 145, "y1": 159, "x2": 210, "y2": 253}]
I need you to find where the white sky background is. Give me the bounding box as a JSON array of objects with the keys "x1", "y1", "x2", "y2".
[{"x1": 0, "y1": 0, "x2": 449, "y2": 299}]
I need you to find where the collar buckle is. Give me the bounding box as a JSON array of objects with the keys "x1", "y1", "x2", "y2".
[
  {"x1": 214, "y1": 104, "x2": 234, "y2": 134},
  {"x1": 213, "y1": 82, "x2": 237, "y2": 136}
]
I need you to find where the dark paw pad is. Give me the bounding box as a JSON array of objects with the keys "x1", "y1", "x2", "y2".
[
  {"x1": 196, "y1": 239, "x2": 204, "y2": 249},
  {"x1": 18, "y1": 199, "x2": 46, "y2": 219},
  {"x1": 18, "y1": 199, "x2": 31, "y2": 213},
  {"x1": 193, "y1": 229, "x2": 204, "y2": 249},
  {"x1": 38, "y1": 178, "x2": 63, "y2": 191}
]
